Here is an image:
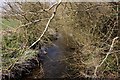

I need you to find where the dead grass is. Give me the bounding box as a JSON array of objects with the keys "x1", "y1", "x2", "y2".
[
  {"x1": 1, "y1": 2, "x2": 119, "y2": 79},
  {"x1": 53, "y1": 2, "x2": 119, "y2": 78}
]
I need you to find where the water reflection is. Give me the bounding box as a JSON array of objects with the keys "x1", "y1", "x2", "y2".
[{"x1": 41, "y1": 42, "x2": 67, "y2": 78}]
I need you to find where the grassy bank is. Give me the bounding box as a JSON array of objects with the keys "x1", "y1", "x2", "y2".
[{"x1": 1, "y1": 2, "x2": 120, "y2": 78}]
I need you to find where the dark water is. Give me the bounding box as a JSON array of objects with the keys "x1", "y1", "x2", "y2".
[
  {"x1": 42, "y1": 44, "x2": 67, "y2": 78},
  {"x1": 23, "y1": 35, "x2": 70, "y2": 79}
]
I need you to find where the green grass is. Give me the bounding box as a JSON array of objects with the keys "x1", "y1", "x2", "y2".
[
  {"x1": 1, "y1": 18, "x2": 43, "y2": 70},
  {"x1": 1, "y1": 3, "x2": 119, "y2": 78},
  {"x1": 1, "y1": 19, "x2": 20, "y2": 29}
]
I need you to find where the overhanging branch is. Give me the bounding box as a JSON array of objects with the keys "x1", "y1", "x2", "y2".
[{"x1": 29, "y1": 0, "x2": 61, "y2": 49}]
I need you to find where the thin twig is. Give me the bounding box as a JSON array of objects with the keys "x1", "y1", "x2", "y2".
[
  {"x1": 29, "y1": 0, "x2": 61, "y2": 49},
  {"x1": 80, "y1": 71, "x2": 92, "y2": 78},
  {"x1": 94, "y1": 37, "x2": 119, "y2": 77}
]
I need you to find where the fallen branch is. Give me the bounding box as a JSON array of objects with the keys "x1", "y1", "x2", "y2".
[
  {"x1": 94, "y1": 37, "x2": 119, "y2": 77},
  {"x1": 29, "y1": 0, "x2": 61, "y2": 49}
]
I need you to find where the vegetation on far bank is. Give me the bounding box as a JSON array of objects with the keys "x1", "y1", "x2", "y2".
[{"x1": 1, "y1": 2, "x2": 120, "y2": 78}]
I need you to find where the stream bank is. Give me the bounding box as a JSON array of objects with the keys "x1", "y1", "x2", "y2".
[
  {"x1": 2, "y1": 32, "x2": 76, "y2": 80},
  {"x1": 22, "y1": 33, "x2": 75, "y2": 79}
]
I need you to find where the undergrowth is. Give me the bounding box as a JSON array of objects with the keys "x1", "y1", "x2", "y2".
[{"x1": 1, "y1": 2, "x2": 120, "y2": 78}]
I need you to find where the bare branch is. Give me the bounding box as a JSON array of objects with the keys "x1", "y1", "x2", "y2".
[
  {"x1": 29, "y1": 0, "x2": 61, "y2": 49},
  {"x1": 94, "y1": 37, "x2": 119, "y2": 77}
]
